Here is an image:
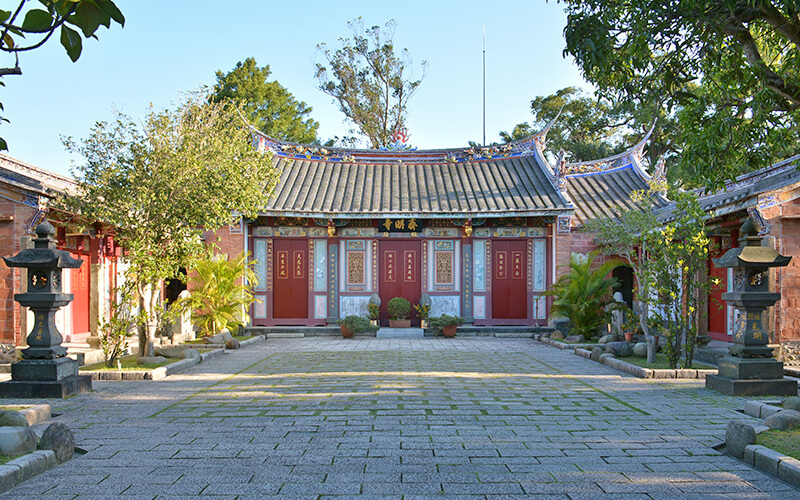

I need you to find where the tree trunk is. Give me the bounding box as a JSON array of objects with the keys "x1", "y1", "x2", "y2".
[
  {"x1": 137, "y1": 282, "x2": 159, "y2": 358},
  {"x1": 639, "y1": 301, "x2": 657, "y2": 364}
]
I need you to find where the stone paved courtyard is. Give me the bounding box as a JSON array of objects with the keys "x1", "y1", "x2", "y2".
[{"x1": 2, "y1": 337, "x2": 800, "y2": 499}]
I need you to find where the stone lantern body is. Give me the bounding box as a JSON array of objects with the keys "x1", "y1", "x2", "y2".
[
  {"x1": 705, "y1": 218, "x2": 796, "y2": 396},
  {"x1": 0, "y1": 221, "x2": 92, "y2": 398}
]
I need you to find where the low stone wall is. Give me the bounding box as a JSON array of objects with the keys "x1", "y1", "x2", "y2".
[
  {"x1": 727, "y1": 401, "x2": 800, "y2": 487},
  {"x1": 535, "y1": 334, "x2": 596, "y2": 351},
  {"x1": 574, "y1": 348, "x2": 717, "y2": 379},
  {"x1": 81, "y1": 348, "x2": 224, "y2": 381}
]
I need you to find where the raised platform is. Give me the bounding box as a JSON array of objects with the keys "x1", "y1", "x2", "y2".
[
  {"x1": 705, "y1": 374, "x2": 797, "y2": 396},
  {"x1": 246, "y1": 325, "x2": 552, "y2": 338},
  {"x1": 376, "y1": 328, "x2": 424, "y2": 339}
]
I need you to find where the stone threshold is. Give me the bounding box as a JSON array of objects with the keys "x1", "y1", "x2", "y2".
[
  {"x1": 0, "y1": 404, "x2": 54, "y2": 494},
  {"x1": 573, "y1": 347, "x2": 718, "y2": 379},
  {"x1": 726, "y1": 400, "x2": 800, "y2": 488}
]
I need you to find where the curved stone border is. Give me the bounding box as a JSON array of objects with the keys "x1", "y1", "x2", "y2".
[
  {"x1": 535, "y1": 334, "x2": 597, "y2": 351},
  {"x1": 81, "y1": 348, "x2": 224, "y2": 381},
  {"x1": 726, "y1": 402, "x2": 800, "y2": 488},
  {"x1": 0, "y1": 449, "x2": 57, "y2": 494},
  {"x1": 574, "y1": 347, "x2": 718, "y2": 379},
  {"x1": 176, "y1": 334, "x2": 267, "y2": 350}
]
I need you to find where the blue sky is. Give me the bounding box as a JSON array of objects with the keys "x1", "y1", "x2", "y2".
[{"x1": 1, "y1": 1, "x2": 586, "y2": 176}]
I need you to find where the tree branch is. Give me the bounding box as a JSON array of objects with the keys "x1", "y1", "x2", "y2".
[
  {"x1": 0, "y1": 67, "x2": 21, "y2": 76},
  {"x1": 723, "y1": 18, "x2": 800, "y2": 107}
]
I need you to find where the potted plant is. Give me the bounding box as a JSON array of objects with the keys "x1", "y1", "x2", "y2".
[
  {"x1": 429, "y1": 315, "x2": 464, "y2": 338},
  {"x1": 414, "y1": 303, "x2": 431, "y2": 328},
  {"x1": 387, "y1": 297, "x2": 411, "y2": 328},
  {"x1": 367, "y1": 303, "x2": 380, "y2": 326},
  {"x1": 338, "y1": 315, "x2": 378, "y2": 338}
]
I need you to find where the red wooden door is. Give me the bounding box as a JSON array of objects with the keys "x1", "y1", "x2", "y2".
[
  {"x1": 708, "y1": 236, "x2": 732, "y2": 340},
  {"x1": 379, "y1": 240, "x2": 421, "y2": 326},
  {"x1": 272, "y1": 239, "x2": 308, "y2": 319},
  {"x1": 491, "y1": 240, "x2": 527, "y2": 319},
  {"x1": 70, "y1": 254, "x2": 90, "y2": 336}
]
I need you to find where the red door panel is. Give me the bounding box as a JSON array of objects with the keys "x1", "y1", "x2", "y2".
[
  {"x1": 379, "y1": 241, "x2": 421, "y2": 326},
  {"x1": 70, "y1": 254, "x2": 90, "y2": 335},
  {"x1": 273, "y1": 239, "x2": 308, "y2": 319},
  {"x1": 492, "y1": 240, "x2": 527, "y2": 319},
  {"x1": 708, "y1": 235, "x2": 733, "y2": 340}
]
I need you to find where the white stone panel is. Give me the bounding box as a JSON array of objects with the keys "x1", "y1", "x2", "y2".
[
  {"x1": 430, "y1": 295, "x2": 460, "y2": 317},
  {"x1": 340, "y1": 295, "x2": 371, "y2": 319}
]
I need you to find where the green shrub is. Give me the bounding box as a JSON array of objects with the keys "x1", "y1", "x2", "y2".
[
  {"x1": 177, "y1": 250, "x2": 256, "y2": 336},
  {"x1": 428, "y1": 315, "x2": 464, "y2": 334},
  {"x1": 338, "y1": 315, "x2": 379, "y2": 333},
  {"x1": 548, "y1": 253, "x2": 621, "y2": 341},
  {"x1": 387, "y1": 297, "x2": 410, "y2": 320}
]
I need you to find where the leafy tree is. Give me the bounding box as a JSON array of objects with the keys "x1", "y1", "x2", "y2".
[
  {"x1": 176, "y1": 250, "x2": 257, "y2": 337},
  {"x1": 500, "y1": 87, "x2": 679, "y2": 169},
  {"x1": 548, "y1": 253, "x2": 621, "y2": 341},
  {"x1": 315, "y1": 18, "x2": 427, "y2": 148},
  {"x1": 562, "y1": 0, "x2": 800, "y2": 187},
  {"x1": 0, "y1": 0, "x2": 124, "y2": 149},
  {"x1": 587, "y1": 185, "x2": 717, "y2": 367},
  {"x1": 211, "y1": 57, "x2": 321, "y2": 144},
  {"x1": 63, "y1": 93, "x2": 278, "y2": 358}
]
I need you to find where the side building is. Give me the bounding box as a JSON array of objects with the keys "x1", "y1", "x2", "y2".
[{"x1": 0, "y1": 153, "x2": 121, "y2": 347}]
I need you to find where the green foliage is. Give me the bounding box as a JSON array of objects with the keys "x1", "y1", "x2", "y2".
[
  {"x1": 562, "y1": 0, "x2": 800, "y2": 188},
  {"x1": 63, "y1": 93, "x2": 278, "y2": 358},
  {"x1": 387, "y1": 296, "x2": 410, "y2": 320},
  {"x1": 338, "y1": 315, "x2": 379, "y2": 334},
  {"x1": 0, "y1": 0, "x2": 124, "y2": 150},
  {"x1": 211, "y1": 57, "x2": 321, "y2": 144},
  {"x1": 428, "y1": 314, "x2": 463, "y2": 331},
  {"x1": 316, "y1": 18, "x2": 428, "y2": 148},
  {"x1": 177, "y1": 250, "x2": 257, "y2": 337},
  {"x1": 548, "y1": 253, "x2": 621, "y2": 341},
  {"x1": 413, "y1": 303, "x2": 430, "y2": 320},
  {"x1": 588, "y1": 185, "x2": 717, "y2": 367},
  {"x1": 367, "y1": 303, "x2": 380, "y2": 320},
  {"x1": 98, "y1": 287, "x2": 138, "y2": 368}
]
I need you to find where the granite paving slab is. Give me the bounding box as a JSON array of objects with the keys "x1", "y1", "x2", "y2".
[{"x1": 0, "y1": 337, "x2": 797, "y2": 498}]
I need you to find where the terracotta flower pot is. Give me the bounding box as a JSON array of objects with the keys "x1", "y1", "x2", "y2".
[
  {"x1": 442, "y1": 325, "x2": 457, "y2": 338},
  {"x1": 340, "y1": 325, "x2": 355, "y2": 338},
  {"x1": 389, "y1": 320, "x2": 411, "y2": 328},
  {"x1": 624, "y1": 331, "x2": 634, "y2": 342}
]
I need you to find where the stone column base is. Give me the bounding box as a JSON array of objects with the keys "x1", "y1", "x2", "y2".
[{"x1": 705, "y1": 374, "x2": 797, "y2": 396}]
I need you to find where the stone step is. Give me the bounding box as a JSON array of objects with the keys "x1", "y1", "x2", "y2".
[
  {"x1": 377, "y1": 328, "x2": 424, "y2": 339},
  {"x1": 266, "y1": 333, "x2": 305, "y2": 339},
  {"x1": 494, "y1": 332, "x2": 533, "y2": 338}
]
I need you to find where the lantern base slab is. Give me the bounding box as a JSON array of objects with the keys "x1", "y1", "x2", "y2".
[
  {"x1": 0, "y1": 375, "x2": 92, "y2": 399},
  {"x1": 706, "y1": 374, "x2": 797, "y2": 396}
]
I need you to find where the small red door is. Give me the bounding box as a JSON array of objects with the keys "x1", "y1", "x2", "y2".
[
  {"x1": 70, "y1": 254, "x2": 90, "y2": 336},
  {"x1": 273, "y1": 239, "x2": 308, "y2": 320},
  {"x1": 492, "y1": 240, "x2": 527, "y2": 319},
  {"x1": 708, "y1": 235, "x2": 733, "y2": 340},
  {"x1": 379, "y1": 240, "x2": 421, "y2": 326}
]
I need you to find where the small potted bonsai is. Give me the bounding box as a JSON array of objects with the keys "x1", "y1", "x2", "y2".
[
  {"x1": 367, "y1": 303, "x2": 380, "y2": 326},
  {"x1": 414, "y1": 303, "x2": 431, "y2": 328},
  {"x1": 429, "y1": 315, "x2": 464, "y2": 338},
  {"x1": 388, "y1": 297, "x2": 411, "y2": 328},
  {"x1": 338, "y1": 315, "x2": 378, "y2": 338}
]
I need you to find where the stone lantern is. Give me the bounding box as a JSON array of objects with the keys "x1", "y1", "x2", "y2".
[
  {"x1": 705, "y1": 217, "x2": 797, "y2": 396},
  {"x1": 0, "y1": 221, "x2": 92, "y2": 398}
]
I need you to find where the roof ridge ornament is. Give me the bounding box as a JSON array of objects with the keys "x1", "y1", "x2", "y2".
[
  {"x1": 380, "y1": 130, "x2": 417, "y2": 152},
  {"x1": 648, "y1": 156, "x2": 668, "y2": 195},
  {"x1": 555, "y1": 149, "x2": 568, "y2": 190}
]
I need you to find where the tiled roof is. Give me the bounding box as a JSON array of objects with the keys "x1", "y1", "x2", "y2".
[
  {"x1": 263, "y1": 154, "x2": 571, "y2": 218},
  {"x1": 566, "y1": 163, "x2": 664, "y2": 226},
  {"x1": 0, "y1": 153, "x2": 75, "y2": 196}
]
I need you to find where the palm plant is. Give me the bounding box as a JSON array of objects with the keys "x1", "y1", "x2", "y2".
[
  {"x1": 177, "y1": 250, "x2": 257, "y2": 337},
  {"x1": 549, "y1": 253, "x2": 623, "y2": 341}
]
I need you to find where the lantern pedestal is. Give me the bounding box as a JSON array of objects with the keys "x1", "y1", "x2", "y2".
[{"x1": 0, "y1": 358, "x2": 92, "y2": 398}]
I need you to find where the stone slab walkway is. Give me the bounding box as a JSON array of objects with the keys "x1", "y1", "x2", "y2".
[{"x1": 1, "y1": 337, "x2": 799, "y2": 499}]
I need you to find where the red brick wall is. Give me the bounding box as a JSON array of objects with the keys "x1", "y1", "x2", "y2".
[
  {"x1": 767, "y1": 200, "x2": 800, "y2": 342},
  {"x1": 0, "y1": 202, "x2": 39, "y2": 345}
]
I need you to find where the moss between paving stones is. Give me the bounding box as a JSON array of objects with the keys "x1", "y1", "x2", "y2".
[{"x1": 757, "y1": 428, "x2": 800, "y2": 461}]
